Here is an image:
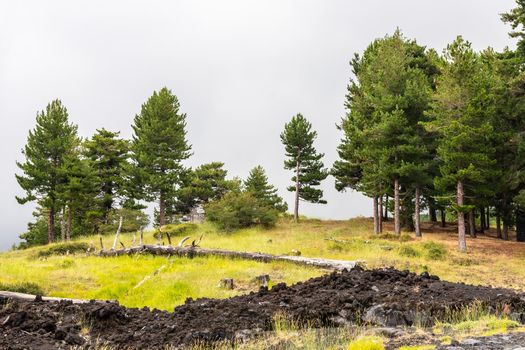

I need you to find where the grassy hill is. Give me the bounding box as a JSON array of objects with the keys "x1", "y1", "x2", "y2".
[{"x1": 1, "y1": 217, "x2": 525, "y2": 311}]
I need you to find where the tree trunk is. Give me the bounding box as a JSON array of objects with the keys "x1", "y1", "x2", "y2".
[
  {"x1": 457, "y1": 180, "x2": 466, "y2": 252},
  {"x1": 503, "y1": 219, "x2": 509, "y2": 241},
  {"x1": 373, "y1": 196, "x2": 379, "y2": 234},
  {"x1": 486, "y1": 208, "x2": 490, "y2": 229},
  {"x1": 111, "y1": 216, "x2": 124, "y2": 250},
  {"x1": 378, "y1": 195, "x2": 383, "y2": 233},
  {"x1": 384, "y1": 195, "x2": 389, "y2": 221},
  {"x1": 429, "y1": 199, "x2": 437, "y2": 223},
  {"x1": 48, "y1": 206, "x2": 55, "y2": 244},
  {"x1": 480, "y1": 207, "x2": 485, "y2": 234},
  {"x1": 496, "y1": 213, "x2": 502, "y2": 239},
  {"x1": 469, "y1": 210, "x2": 476, "y2": 238},
  {"x1": 394, "y1": 179, "x2": 400, "y2": 235},
  {"x1": 414, "y1": 186, "x2": 421, "y2": 238},
  {"x1": 66, "y1": 207, "x2": 72, "y2": 241},
  {"x1": 60, "y1": 208, "x2": 66, "y2": 242},
  {"x1": 159, "y1": 192, "x2": 166, "y2": 227},
  {"x1": 100, "y1": 245, "x2": 361, "y2": 271},
  {"x1": 440, "y1": 209, "x2": 446, "y2": 228},
  {"x1": 294, "y1": 160, "x2": 300, "y2": 223},
  {"x1": 502, "y1": 193, "x2": 509, "y2": 241}
]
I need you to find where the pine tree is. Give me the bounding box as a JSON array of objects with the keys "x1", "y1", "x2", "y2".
[
  {"x1": 16, "y1": 100, "x2": 78, "y2": 244},
  {"x1": 167, "y1": 162, "x2": 237, "y2": 222},
  {"x1": 84, "y1": 129, "x2": 130, "y2": 224},
  {"x1": 131, "y1": 87, "x2": 192, "y2": 227},
  {"x1": 244, "y1": 165, "x2": 288, "y2": 212},
  {"x1": 501, "y1": 1, "x2": 525, "y2": 55},
  {"x1": 426, "y1": 37, "x2": 497, "y2": 252},
  {"x1": 281, "y1": 114, "x2": 328, "y2": 222},
  {"x1": 334, "y1": 31, "x2": 435, "y2": 235},
  {"x1": 58, "y1": 149, "x2": 99, "y2": 240}
]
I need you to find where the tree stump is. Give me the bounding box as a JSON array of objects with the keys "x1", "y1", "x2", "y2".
[
  {"x1": 219, "y1": 278, "x2": 234, "y2": 290},
  {"x1": 255, "y1": 274, "x2": 270, "y2": 288}
]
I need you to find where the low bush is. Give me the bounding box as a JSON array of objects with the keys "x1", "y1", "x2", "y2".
[
  {"x1": 206, "y1": 192, "x2": 279, "y2": 231},
  {"x1": 421, "y1": 241, "x2": 447, "y2": 260},
  {"x1": 38, "y1": 242, "x2": 90, "y2": 257},
  {"x1": 0, "y1": 282, "x2": 44, "y2": 295},
  {"x1": 398, "y1": 245, "x2": 421, "y2": 258}
]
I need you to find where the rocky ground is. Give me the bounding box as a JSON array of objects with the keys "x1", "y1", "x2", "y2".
[{"x1": 2, "y1": 266, "x2": 525, "y2": 349}]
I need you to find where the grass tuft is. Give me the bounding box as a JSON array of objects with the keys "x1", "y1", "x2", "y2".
[
  {"x1": 421, "y1": 241, "x2": 447, "y2": 260},
  {"x1": 398, "y1": 245, "x2": 421, "y2": 258},
  {"x1": 347, "y1": 336, "x2": 384, "y2": 350},
  {"x1": 0, "y1": 281, "x2": 45, "y2": 295}
]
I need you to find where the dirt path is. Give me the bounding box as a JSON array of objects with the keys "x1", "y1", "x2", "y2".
[{"x1": 1, "y1": 267, "x2": 525, "y2": 349}]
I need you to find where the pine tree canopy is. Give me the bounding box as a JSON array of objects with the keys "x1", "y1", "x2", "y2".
[
  {"x1": 244, "y1": 165, "x2": 288, "y2": 212},
  {"x1": 16, "y1": 100, "x2": 78, "y2": 208},
  {"x1": 281, "y1": 113, "x2": 328, "y2": 204},
  {"x1": 131, "y1": 87, "x2": 192, "y2": 206}
]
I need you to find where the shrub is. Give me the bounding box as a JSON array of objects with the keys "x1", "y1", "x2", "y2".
[
  {"x1": 398, "y1": 245, "x2": 421, "y2": 258},
  {"x1": 205, "y1": 192, "x2": 278, "y2": 231},
  {"x1": 38, "y1": 242, "x2": 90, "y2": 257},
  {"x1": 421, "y1": 241, "x2": 447, "y2": 260},
  {"x1": 0, "y1": 282, "x2": 44, "y2": 295}
]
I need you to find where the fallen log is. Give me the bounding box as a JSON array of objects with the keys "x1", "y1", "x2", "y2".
[
  {"x1": 0, "y1": 291, "x2": 96, "y2": 304},
  {"x1": 98, "y1": 245, "x2": 362, "y2": 271}
]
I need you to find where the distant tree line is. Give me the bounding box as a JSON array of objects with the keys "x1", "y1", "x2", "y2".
[{"x1": 17, "y1": 88, "x2": 325, "y2": 247}]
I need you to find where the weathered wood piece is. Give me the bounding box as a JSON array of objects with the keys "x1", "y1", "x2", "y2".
[
  {"x1": 0, "y1": 291, "x2": 95, "y2": 304},
  {"x1": 99, "y1": 245, "x2": 362, "y2": 271}
]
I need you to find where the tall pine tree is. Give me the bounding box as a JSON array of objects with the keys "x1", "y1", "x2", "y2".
[
  {"x1": 426, "y1": 37, "x2": 497, "y2": 252},
  {"x1": 16, "y1": 100, "x2": 78, "y2": 244},
  {"x1": 131, "y1": 88, "x2": 192, "y2": 227},
  {"x1": 281, "y1": 114, "x2": 328, "y2": 222},
  {"x1": 84, "y1": 129, "x2": 130, "y2": 224}
]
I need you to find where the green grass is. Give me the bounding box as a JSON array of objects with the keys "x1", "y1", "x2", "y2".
[
  {"x1": 347, "y1": 336, "x2": 384, "y2": 350},
  {"x1": 0, "y1": 251, "x2": 320, "y2": 310},
  {"x1": 4, "y1": 217, "x2": 525, "y2": 311}
]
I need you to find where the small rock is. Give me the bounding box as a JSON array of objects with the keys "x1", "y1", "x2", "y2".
[
  {"x1": 65, "y1": 333, "x2": 85, "y2": 345},
  {"x1": 420, "y1": 271, "x2": 430, "y2": 279},
  {"x1": 459, "y1": 338, "x2": 481, "y2": 346},
  {"x1": 55, "y1": 328, "x2": 67, "y2": 340},
  {"x1": 290, "y1": 249, "x2": 301, "y2": 256},
  {"x1": 363, "y1": 304, "x2": 407, "y2": 327},
  {"x1": 375, "y1": 327, "x2": 403, "y2": 338},
  {"x1": 444, "y1": 347, "x2": 465, "y2": 350},
  {"x1": 371, "y1": 285, "x2": 379, "y2": 292}
]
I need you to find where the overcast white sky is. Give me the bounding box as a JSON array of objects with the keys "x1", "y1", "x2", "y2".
[{"x1": 0, "y1": 0, "x2": 517, "y2": 250}]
